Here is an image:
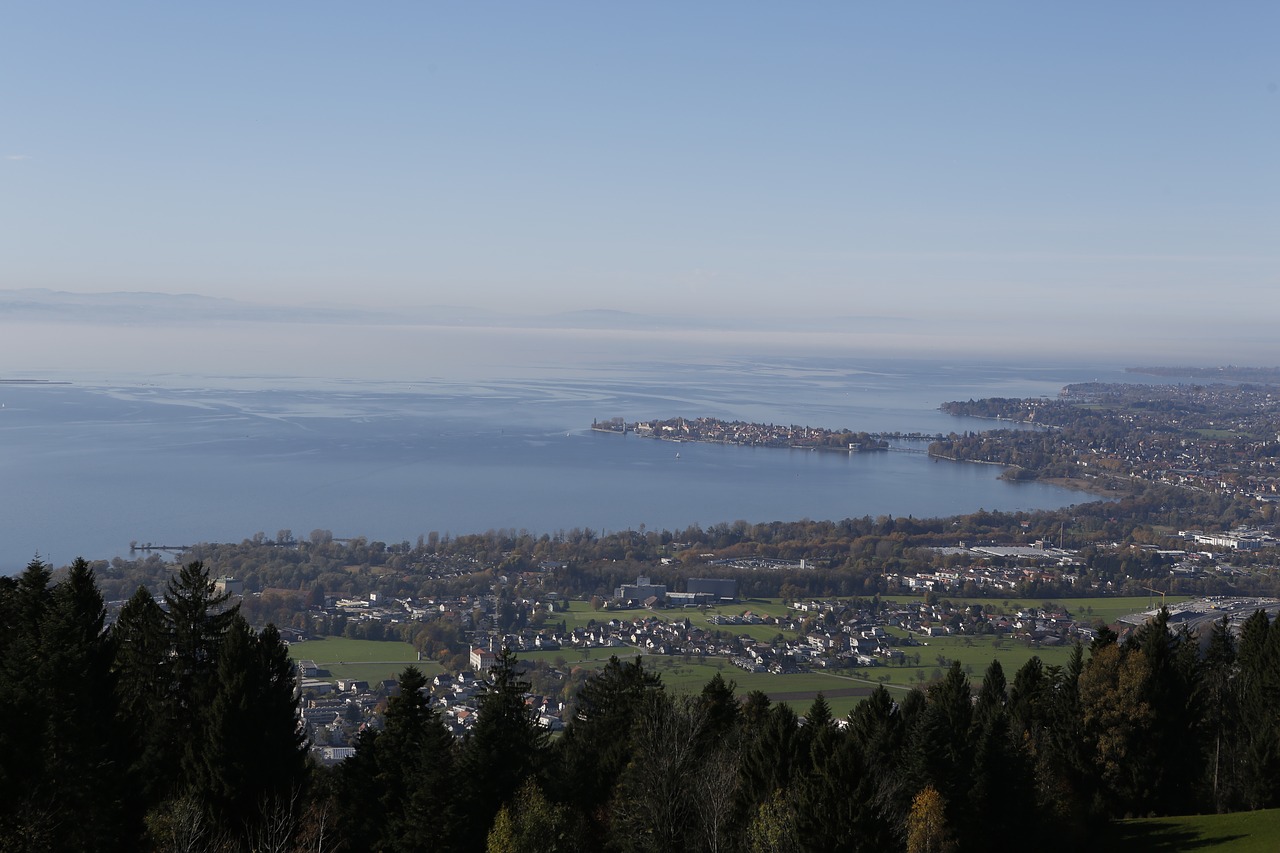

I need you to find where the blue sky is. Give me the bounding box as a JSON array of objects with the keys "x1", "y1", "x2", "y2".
[{"x1": 2, "y1": 3, "x2": 1277, "y2": 346}]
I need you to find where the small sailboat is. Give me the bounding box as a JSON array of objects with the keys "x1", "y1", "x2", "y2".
[{"x1": 675, "y1": 452, "x2": 681, "y2": 459}]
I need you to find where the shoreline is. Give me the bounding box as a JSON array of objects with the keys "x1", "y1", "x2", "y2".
[{"x1": 1035, "y1": 476, "x2": 1135, "y2": 499}]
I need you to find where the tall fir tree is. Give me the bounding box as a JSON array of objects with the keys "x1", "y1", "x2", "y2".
[
  {"x1": 552, "y1": 655, "x2": 663, "y2": 828},
  {"x1": 910, "y1": 663, "x2": 973, "y2": 836},
  {"x1": 39, "y1": 559, "x2": 126, "y2": 851},
  {"x1": 377, "y1": 666, "x2": 459, "y2": 853},
  {"x1": 197, "y1": 616, "x2": 309, "y2": 841},
  {"x1": 967, "y1": 659, "x2": 1036, "y2": 845},
  {"x1": 0, "y1": 559, "x2": 127, "y2": 851},
  {"x1": 111, "y1": 584, "x2": 172, "y2": 812},
  {"x1": 738, "y1": 702, "x2": 806, "y2": 824},
  {"x1": 165, "y1": 560, "x2": 239, "y2": 715},
  {"x1": 0, "y1": 559, "x2": 57, "y2": 848},
  {"x1": 1236, "y1": 609, "x2": 1280, "y2": 808},
  {"x1": 1199, "y1": 615, "x2": 1240, "y2": 811},
  {"x1": 847, "y1": 685, "x2": 916, "y2": 844},
  {"x1": 336, "y1": 667, "x2": 458, "y2": 852}
]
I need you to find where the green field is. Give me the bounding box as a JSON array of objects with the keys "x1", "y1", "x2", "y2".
[
  {"x1": 553, "y1": 598, "x2": 791, "y2": 640},
  {"x1": 514, "y1": 645, "x2": 942, "y2": 717},
  {"x1": 877, "y1": 594, "x2": 1190, "y2": 625},
  {"x1": 1194, "y1": 428, "x2": 1241, "y2": 440},
  {"x1": 636, "y1": 657, "x2": 875, "y2": 717},
  {"x1": 289, "y1": 637, "x2": 439, "y2": 684},
  {"x1": 873, "y1": 633, "x2": 1077, "y2": 689},
  {"x1": 1112, "y1": 809, "x2": 1280, "y2": 852},
  {"x1": 562, "y1": 594, "x2": 1186, "y2": 632}
]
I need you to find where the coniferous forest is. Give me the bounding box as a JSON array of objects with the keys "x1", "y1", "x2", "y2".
[{"x1": 4, "y1": 558, "x2": 1280, "y2": 852}]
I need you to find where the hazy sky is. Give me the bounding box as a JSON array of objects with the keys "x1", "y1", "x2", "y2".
[{"x1": 2, "y1": 3, "x2": 1277, "y2": 340}]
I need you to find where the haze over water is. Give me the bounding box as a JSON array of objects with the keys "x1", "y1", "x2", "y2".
[{"x1": 0, "y1": 321, "x2": 1141, "y2": 574}]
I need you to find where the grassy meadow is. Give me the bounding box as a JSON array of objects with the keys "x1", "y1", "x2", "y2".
[
  {"x1": 288, "y1": 636, "x2": 437, "y2": 684},
  {"x1": 1112, "y1": 809, "x2": 1280, "y2": 852}
]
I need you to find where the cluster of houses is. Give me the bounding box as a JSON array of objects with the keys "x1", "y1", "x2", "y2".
[
  {"x1": 629, "y1": 416, "x2": 863, "y2": 449},
  {"x1": 950, "y1": 382, "x2": 1280, "y2": 502},
  {"x1": 329, "y1": 591, "x2": 484, "y2": 629},
  {"x1": 1062, "y1": 385, "x2": 1280, "y2": 501},
  {"x1": 783, "y1": 594, "x2": 1095, "y2": 648},
  {"x1": 295, "y1": 658, "x2": 568, "y2": 765},
  {"x1": 892, "y1": 559, "x2": 1083, "y2": 594},
  {"x1": 424, "y1": 668, "x2": 567, "y2": 738},
  {"x1": 728, "y1": 625, "x2": 894, "y2": 675},
  {"x1": 294, "y1": 663, "x2": 391, "y2": 764}
]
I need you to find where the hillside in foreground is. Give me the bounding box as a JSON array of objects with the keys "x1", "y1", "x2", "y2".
[{"x1": 1114, "y1": 809, "x2": 1280, "y2": 852}]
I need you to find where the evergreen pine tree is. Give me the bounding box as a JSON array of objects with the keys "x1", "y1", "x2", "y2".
[
  {"x1": 804, "y1": 692, "x2": 834, "y2": 731},
  {"x1": 972, "y1": 659, "x2": 1006, "y2": 732},
  {"x1": 908, "y1": 663, "x2": 973, "y2": 847},
  {"x1": 164, "y1": 561, "x2": 240, "y2": 794},
  {"x1": 794, "y1": 723, "x2": 885, "y2": 853},
  {"x1": 1200, "y1": 616, "x2": 1240, "y2": 811},
  {"x1": 460, "y1": 648, "x2": 547, "y2": 850},
  {"x1": 1236, "y1": 609, "x2": 1280, "y2": 808},
  {"x1": 1, "y1": 559, "x2": 130, "y2": 850},
  {"x1": 335, "y1": 666, "x2": 458, "y2": 853},
  {"x1": 697, "y1": 672, "x2": 741, "y2": 746},
  {"x1": 1122, "y1": 609, "x2": 1203, "y2": 815},
  {"x1": 738, "y1": 702, "x2": 805, "y2": 822},
  {"x1": 111, "y1": 585, "x2": 172, "y2": 811},
  {"x1": 967, "y1": 659, "x2": 1036, "y2": 845},
  {"x1": 0, "y1": 559, "x2": 56, "y2": 847},
  {"x1": 198, "y1": 617, "x2": 309, "y2": 840},
  {"x1": 39, "y1": 559, "x2": 126, "y2": 851},
  {"x1": 846, "y1": 685, "x2": 915, "y2": 842},
  {"x1": 741, "y1": 689, "x2": 773, "y2": 729},
  {"x1": 551, "y1": 655, "x2": 662, "y2": 829}
]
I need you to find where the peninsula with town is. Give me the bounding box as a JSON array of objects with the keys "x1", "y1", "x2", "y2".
[{"x1": 591, "y1": 415, "x2": 891, "y2": 451}]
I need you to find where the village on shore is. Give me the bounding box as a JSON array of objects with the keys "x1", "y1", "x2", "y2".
[{"x1": 592, "y1": 415, "x2": 892, "y2": 451}]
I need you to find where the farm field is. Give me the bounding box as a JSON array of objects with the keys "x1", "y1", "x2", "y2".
[
  {"x1": 288, "y1": 637, "x2": 438, "y2": 684},
  {"x1": 872, "y1": 633, "x2": 1078, "y2": 689},
  {"x1": 637, "y1": 657, "x2": 876, "y2": 718},
  {"x1": 560, "y1": 594, "x2": 1186, "y2": 632},
  {"x1": 554, "y1": 598, "x2": 789, "y2": 641},
  {"x1": 516, "y1": 646, "x2": 971, "y2": 718},
  {"x1": 1111, "y1": 808, "x2": 1280, "y2": 852},
  {"x1": 877, "y1": 594, "x2": 1191, "y2": 624}
]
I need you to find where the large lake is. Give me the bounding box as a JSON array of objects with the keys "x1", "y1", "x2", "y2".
[{"x1": 0, "y1": 327, "x2": 1142, "y2": 573}]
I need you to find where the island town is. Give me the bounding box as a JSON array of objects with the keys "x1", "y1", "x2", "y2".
[{"x1": 592, "y1": 415, "x2": 891, "y2": 451}]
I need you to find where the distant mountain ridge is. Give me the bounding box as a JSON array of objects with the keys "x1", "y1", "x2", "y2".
[
  {"x1": 0, "y1": 288, "x2": 388, "y2": 325},
  {"x1": 0, "y1": 288, "x2": 910, "y2": 334}
]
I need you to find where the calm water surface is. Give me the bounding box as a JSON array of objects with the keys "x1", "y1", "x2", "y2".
[{"x1": 0, "y1": 350, "x2": 1139, "y2": 572}]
